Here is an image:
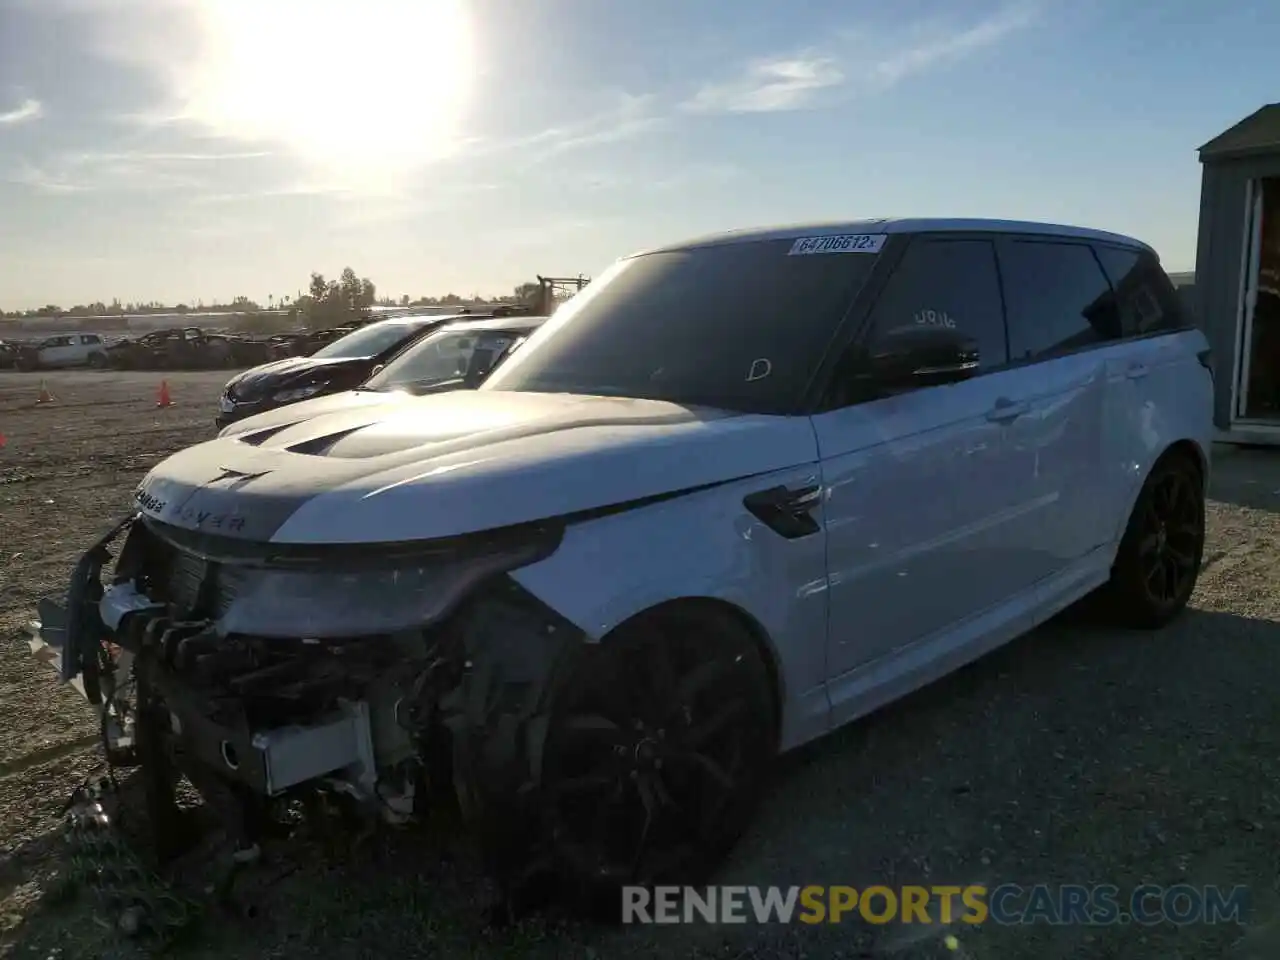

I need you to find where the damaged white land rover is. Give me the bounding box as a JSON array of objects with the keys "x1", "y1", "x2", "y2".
[{"x1": 31, "y1": 219, "x2": 1213, "y2": 912}]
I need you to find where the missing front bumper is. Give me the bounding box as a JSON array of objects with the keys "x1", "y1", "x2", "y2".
[{"x1": 27, "y1": 593, "x2": 377, "y2": 800}]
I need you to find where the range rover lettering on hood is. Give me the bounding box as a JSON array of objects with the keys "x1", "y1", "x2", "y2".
[{"x1": 133, "y1": 390, "x2": 822, "y2": 544}]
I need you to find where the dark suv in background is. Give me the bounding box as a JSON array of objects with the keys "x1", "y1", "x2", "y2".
[{"x1": 215, "y1": 313, "x2": 458, "y2": 428}]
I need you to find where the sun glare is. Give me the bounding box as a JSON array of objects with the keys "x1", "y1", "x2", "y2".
[{"x1": 186, "y1": 0, "x2": 476, "y2": 179}]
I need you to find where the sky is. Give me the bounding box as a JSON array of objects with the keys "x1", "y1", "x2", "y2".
[{"x1": 0, "y1": 0, "x2": 1276, "y2": 311}]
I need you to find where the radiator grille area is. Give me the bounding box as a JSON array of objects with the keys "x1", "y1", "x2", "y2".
[{"x1": 164, "y1": 549, "x2": 249, "y2": 617}]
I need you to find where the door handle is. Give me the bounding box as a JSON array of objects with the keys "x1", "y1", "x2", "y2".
[
  {"x1": 985, "y1": 398, "x2": 1029, "y2": 424},
  {"x1": 1125, "y1": 363, "x2": 1150, "y2": 380}
]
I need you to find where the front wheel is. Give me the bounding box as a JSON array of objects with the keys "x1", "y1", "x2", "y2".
[
  {"x1": 1102, "y1": 453, "x2": 1206, "y2": 628},
  {"x1": 455, "y1": 606, "x2": 778, "y2": 918}
]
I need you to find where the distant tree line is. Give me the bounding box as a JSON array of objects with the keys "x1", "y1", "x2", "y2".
[{"x1": 0, "y1": 274, "x2": 547, "y2": 327}]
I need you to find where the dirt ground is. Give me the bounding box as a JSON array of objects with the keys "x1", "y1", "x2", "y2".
[{"x1": 3, "y1": 368, "x2": 1280, "y2": 959}]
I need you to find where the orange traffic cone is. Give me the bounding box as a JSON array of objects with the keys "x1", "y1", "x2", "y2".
[
  {"x1": 35, "y1": 380, "x2": 55, "y2": 405},
  {"x1": 156, "y1": 380, "x2": 173, "y2": 408}
]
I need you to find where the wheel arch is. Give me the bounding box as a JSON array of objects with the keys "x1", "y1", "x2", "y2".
[
  {"x1": 1111, "y1": 436, "x2": 1209, "y2": 546},
  {"x1": 507, "y1": 471, "x2": 832, "y2": 752},
  {"x1": 597, "y1": 595, "x2": 785, "y2": 747},
  {"x1": 1160, "y1": 438, "x2": 1208, "y2": 491}
]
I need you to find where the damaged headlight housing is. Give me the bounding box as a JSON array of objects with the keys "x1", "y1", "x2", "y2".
[{"x1": 214, "y1": 530, "x2": 558, "y2": 638}]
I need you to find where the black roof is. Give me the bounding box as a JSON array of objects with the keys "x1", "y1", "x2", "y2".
[{"x1": 1199, "y1": 104, "x2": 1280, "y2": 161}]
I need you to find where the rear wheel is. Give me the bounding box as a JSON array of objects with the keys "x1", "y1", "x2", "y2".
[{"x1": 1102, "y1": 452, "x2": 1205, "y2": 628}]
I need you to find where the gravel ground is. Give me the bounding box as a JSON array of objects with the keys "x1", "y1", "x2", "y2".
[{"x1": 2, "y1": 368, "x2": 1280, "y2": 959}]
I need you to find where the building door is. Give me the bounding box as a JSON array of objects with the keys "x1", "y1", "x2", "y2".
[{"x1": 1235, "y1": 177, "x2": 1280, "y2": 421}]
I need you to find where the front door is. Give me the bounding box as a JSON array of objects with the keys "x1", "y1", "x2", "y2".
[
  {"x1": 814, "y1": 236, "x2": 1030, "y2": 699},
  {"x1": 42, "y1": 337, "x2": 73, "y2": 367}
]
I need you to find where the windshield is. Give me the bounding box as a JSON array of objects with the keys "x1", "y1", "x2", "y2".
[
  {"x1": 480, "y1": 237, "x2": 881, "y2": 414},
  {"x1": 364, "y1": 327, "x2": 527, "y2": 393},
  {"x1": 311, "y1": 320, "x2": 428, "y2": 361}
]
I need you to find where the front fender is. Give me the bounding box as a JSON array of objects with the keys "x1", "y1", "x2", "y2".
[{"x1": 509, "y1": 467, "x2": 832, "y2": 751}]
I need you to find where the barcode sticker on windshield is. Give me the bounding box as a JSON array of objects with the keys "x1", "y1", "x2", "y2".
[{"x1": 787, "y1": 234, "x2": 886, "y2": 256}]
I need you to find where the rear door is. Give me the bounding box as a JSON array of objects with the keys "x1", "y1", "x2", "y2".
[
  {"x1": 995, "y1": 237, "x2": 1120, "y2": 574},
  {"x1": 78, "y1": 334, "x2": 102, "y2": 364},
  {"x1": 1091, "y1": 245, "x2": 1209, "y2": 536},
  {"x1": 816, "y1": 235, "x2": 1037, "y2": 691}
]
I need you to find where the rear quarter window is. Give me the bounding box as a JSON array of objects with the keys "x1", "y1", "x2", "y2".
[{"x1": 1092, "y1": 245, "x2": 1192, "y2": 337}]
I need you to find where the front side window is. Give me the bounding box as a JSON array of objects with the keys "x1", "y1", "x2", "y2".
[
  {"x1": 312, "y1": 321, "x2": 427, "y2": 361},
  {"x1": 482, "y1": 238, "x2": 881, "y2": 414},
  {"x1": 1000, "y1": 241, "x2": 1119, "y2": 360},
  {"x1": 865, "y1": 238, "x2": 1008, "y2": 368}
]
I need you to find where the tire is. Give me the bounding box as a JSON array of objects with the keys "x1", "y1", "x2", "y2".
[
  {"x1": 453, "y1": 604, "x2": 777, "y2": 919},
  {"x1": 1101, "y1": 451, "x2": 1206, "y2": 629},
  {"x1": 87, "y1": 352, "x2": 107, "y2": 369}
]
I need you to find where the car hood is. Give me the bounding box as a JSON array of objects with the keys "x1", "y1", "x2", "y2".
[
  {"x1": 135, "y1": 390, "x2": 819, "y2": 544},
  {"x1": 220, "y1": 388, "x2": 401, "y2": 434},
  {"x1": 227, "y1": 355, "x2": 371, "y2": 400}
]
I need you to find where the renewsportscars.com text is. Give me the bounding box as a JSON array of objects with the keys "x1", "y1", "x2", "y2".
[{"x1": 621, "y1": 884, "x2": 1250, "y2": 926}]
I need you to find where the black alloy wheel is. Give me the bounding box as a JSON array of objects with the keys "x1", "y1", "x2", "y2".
[
  {"x1": 537, "y1": 609, "x2": 775, "y2": 914},
  {"x1": 1106, "y1": 453, "x2": 1205, "y2": 628},
  {"x1": 1136, "y1": 465, "x2": 1203, "y2": 605}
]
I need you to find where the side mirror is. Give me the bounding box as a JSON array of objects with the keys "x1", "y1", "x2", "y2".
[{"x1": 868, "y1": 324, "x2": 980, "y2": 391}]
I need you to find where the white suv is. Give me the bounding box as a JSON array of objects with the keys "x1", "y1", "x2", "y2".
[
  {"x1": 18, "y1": 333, "x2": 109, "y2": 370},
  {"x1": 33, "y1": 219, "x2": 1212, "y2": 914}
]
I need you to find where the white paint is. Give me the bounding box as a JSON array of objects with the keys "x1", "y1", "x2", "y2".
[{"x1": 643, "y1": 218, "x2": 1154, "y2": 258}]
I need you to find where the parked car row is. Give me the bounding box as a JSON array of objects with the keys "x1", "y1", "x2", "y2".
[
  {"x1": 0, "y1": 318, "x2": 446, "y2": 373},
  {"x1": 29, "y1": 219, "x2": 1213, "y2": 919},
  {"x1": 215, "y1": 312, "x2": 544, "y2": 427},
  {"x1": 2, "y1": 332, "x2": 112, "y2": 370}
]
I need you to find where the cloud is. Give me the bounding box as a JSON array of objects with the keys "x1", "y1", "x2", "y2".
[
  {"x1": 5, "y1": 149, "x2": 270, "y2": 194},
  {"x1": 484, "y1": 94, "x2": 665, "y2": 166},
  {"x1": 683, "y1": 3, "x2": 1040, "y2": 115},
  {"x1": 489, "y1": 217, "x2": 607, "y2": 249},
  {"x1": 683, "y1": 54, "x2": 844, "y2": 115},
  {"x1": 72, "y1": 0, "x2": 478, "y2": 188},
  {"x1": 0, "y1": 98, "x2": 44, "y2": 126},
  {"x1": 868, "y1": 4, "x2": 1040, "y2": 88},
  {"x1": 572, "y1": 163, "x2": 743, "y2": 195}
]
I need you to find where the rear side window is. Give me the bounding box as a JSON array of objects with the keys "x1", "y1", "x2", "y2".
[
  {"x1": 1000, "y1": 240, "x2": 1119, "y2": 361},
  {"x1": 866, "y1": 238, "x2": 1008, "y2": 368},
  {"x1": 81, "y1": 334, "x2": 101, "y2": 344},
  {"x1": 1093, "y1": 246, "x2": 1191, "y2": 336}
]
